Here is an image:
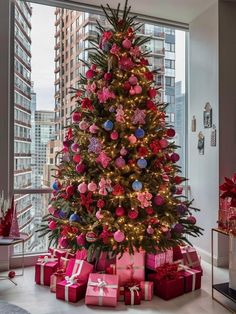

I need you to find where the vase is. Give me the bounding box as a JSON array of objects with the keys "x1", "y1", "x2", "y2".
[{"x1": 229, "y1": 234, "x2": 236, "y2": 290}]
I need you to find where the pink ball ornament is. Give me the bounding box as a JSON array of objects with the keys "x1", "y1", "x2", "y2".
[
  {"x1": 159, "y1": 139, "x2": 169, "y2": 149},
  {"x1": 115, "y1": 206, "x2": 125, "y2": 217},
  {"x1": 86, "y1": 69, "x2": 95, "y2": 79},
  {"x1": 76, "y1": 234, "x2": 86, "y2": 246},
  {"x1": 114, "y1": 230, "x2": 125, "y2": 242},
  {"x1": 129, "y1": 87, "x2": 136, "y2": 96},
  {"x1": 128, "y1": 75, "x2": 138, "y2": 86},
  {"x1": 48, "y1": 205, "x2": 56, "y2": 215},
  {"x1": 128, "y1": 134, "x2": 137, "y2": 144},
  {"x1": 78, "y1": 182, "x2": 88, "y2": 194},
  {"x1": 134, "y1": 84, "x2": 142, "y2": 94},
  {"x1": 171, "y1": 153, "x2": 180, "y2": 163},
  {"x1": 120, "y1": 147, "x2": 128, "y2": 156},
  {"x1": 71, "y1": 143, "x2": 80, "y2": 153},
  {"x1": 79, "y1": 120, "x2": 89, "y2": 130},
  {"x1": 115, "y1": 157, "x2": 126, "y2": 168},
  {"x1": 128, "y1": 208, "x2": 138, "y2": 219},
  {"x1": 122, "y1": 38, "x2": 132, "y2": 49},
  {"x1": 147, "y1": 225, "x2": 154, "y2": 235},
  {"x1": 72, "y1": 112, "x2": 81, "y2": 123},
  {"x1": 187, "y1": 216, "x2": 197, "y2": 224},
  {"x1": 96, "y1": 210, "x2": 103, "y2": 220},
  {"x1": 110, "y1": 131, "x2": 119, "y2": 140},
  {"x1": 59, "y1": 237, "x2": 69, "y2": 248},
  {"x1": 88, "y1": 181, "x2": 97, "y2": 192},
  {"x1": 73, "y1": 154, "x2": 81, "y2": 164},
  {"x1": 89, "y1": 123, "x2": 98, "y2": 134},
  {"x1": 48, "y1": 220, "x2": 57, "y2": 230},
  {"x1": 154, "y1": 195, "x2": 165, "y2": 206}
]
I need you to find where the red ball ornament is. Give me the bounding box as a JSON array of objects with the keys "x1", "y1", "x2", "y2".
[
  {"x1": 146, "y1": 207, "x2": 154, "y2": 215},
  {"x1": 8, "y1": 271, "x2": 16, "y2": 279},
  {"x1": 110, "y1": 131, "x2": 119, "y2": 140},
  {"x1": 159, "y1": 139, "x2": 169, "y2": 149},
  {"x1": 72, "y1": 112, "x2": 82, "y2": 123},
  {"x1": 148, "y1": 88, "x2": 157, "y2": 98},
  {"x1": 174, "y1": 176, "x2": 183, "y2": 184},
  {"x1": 128, "y1": 208, "x2": 138, "y2": 219},
  {"x1": 154, "y1": 195, "x2": 165, "y2": 206},
  {"x1": 97, "y1": 199, "x2": 105, "y2": 208},
  {"x1": 115, "y1": 206, "x2": 125, "y2": 217},
  {"x1": 167, "y1": 128, "x2": 176, "y2": 137},
  {"x1": 124, "y1": 81, "x2": 131, "y2": 91},
  {"x1": 122, "y1": 38, "x2": 132, "y2": 49},
  {"x1": 59, "y1": 237, "x2": 69, "y2": 248},
  {"x1": 48, "y1": 220, "x2": 57, "y2": 230},
  {"x1": 104, "y1": 72, "x2": 112, "y2": 81},
  {"x1": 134, "y1": 84, "x2": 142, "y2": 94},
  {"x1": 187, "y1": 216, "x2": 196, "y2": 224},
  {"x1": 76, "y1": 234, "x2": 86, "y2": 246},
  {"x1": 145, "y1": 71, "x2": 154, "y2": 81},
  {"x1": 171, "y1": 153, "x2": 180, "y2": 163},
  {"x1": 66, "y1": 185, "x2": 74, "y2": 196},
  {"x1": 86, "y1": 69, "x2": 95, "y2": 79},
  {"x1": 73, "y1": 154, "x2": 81, "y2": 164}
]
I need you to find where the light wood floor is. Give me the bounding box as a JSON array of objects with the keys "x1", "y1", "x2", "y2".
[{"x1": 0, "y1": 261, "x2": 235, "y2": 314}]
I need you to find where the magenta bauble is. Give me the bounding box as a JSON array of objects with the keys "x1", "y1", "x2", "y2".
[
  {"x1": 171, "y1": 153, "x2": 180, "y2": 163},
  {"x1": 148, "y1": 88, "x2": 157, "y2": 98},
  {"x1": 72, "y1": 111, "x2": 81, "y2": 123},
  {"x1": 48, "y1": 205, "x2": 56, "y2": 215},
  {"x1": 123, "y1": 81, "x2": 131, "y2": 90},
  {"x1": 75, "y1": 163, "x2": 86, "y2": 174},
  {"x1": 78, "y1": 182, "x2": 87, "y2": 194},
  {"x1": 86, "y1": 69, "x2": 95, "y2": 79},
  {"x1": 122, "y1": 38, "x2": 132, "y2": 49},
  {"x1": 187, "y1": 216, "x2": 196, "y2": 224},
  {"x1": 159, "y1": 139, "x2": 169, "y2": 149},
  {"x1": 59, "y1": 236, "x2": 69, "y2": 248},
  {"x1": 134, "y1": 84, "x2": 142, "y2": 94},
  {"x1": 115, "y1": 206, "x2": 125, "y2": 216},
  {"x1": 71, "y1": 143, "x2": 80, "y2": 153},
  {"x1": 114, "y1": 230, "x2": 125, "y2": 242},
  {"x1": 173, "y1": 223, "x2": 184, "y2": 234},
  {"x1": 104, "y1": 72, "x2": 112, "y2": 81},
  {"x1": 146, "y1": 207, "x2": 154, "y2": 215},
  {"x1": 73, "y1": 154, "x2": 81, "y2": 164},
  {"x1": 128, "y1": 209, "x2": 138, "y2": 219},
  {"x1": 147, "y1": 225, "x2": 154, "y2": 234},
  {"x1": 115, "y1": 157, "x2": 126, "y2": 168},
  {"x1": 48, "y1": 220, "x2": 57, "y2": 230},
  {"x1": 76, "y1": 234, "x2": 85, "y2": 246},
  {"x1": 66, "y1": 185, "x2": 74, "y2": 195},
  {"x1": 167, "y1": 128, "x2": 176, "y2": 137},
  {"x1": 89, "y1": 123, "x2": 98, "y2": 133},
  {"x1": 110, "y1": 131, "x2": 119, "y2": 140},
  {"x1": 129, "y1": 87, "x2": 136, "y2": 96},
  {"x1": 88, "y1": 181, "x2": 97, "y2": 192},
  {"x1": 79, "y1": 120, "x2": 89, "y2": 130},
  {"x1": 154, "y1": 195, "x2": 165, "y2": 206},
  {"x1": 128, "y1": 75, "x2": 138, "y2": 86}
]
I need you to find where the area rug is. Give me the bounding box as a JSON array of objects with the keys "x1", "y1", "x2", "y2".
[{"x1": 0, "y1": 301, "x2": 30, "y2": 314}]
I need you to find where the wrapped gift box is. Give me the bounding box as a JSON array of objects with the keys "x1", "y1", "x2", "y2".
[
  {"x1": 155, "y1": 276, "x2": 184, "y2": 300},
  {"x1": 49, "y1": 248, "x2": 75, "y2": 260},
  {"x1": 173, "y1": 245, "x2": 183, "y2": 262},
  {"x1": 66, "y1": 259, "x2": 93, "y2": 281},
  {"x1": 35, "y1": 256, "x2": 58, "y2": 286},
  {"x1": 116, "y1": 251, "x2": 145, "y2": 285},
  {"x1": 179, "y1": 266, "x2": 201, "y2": 293},
  {"x1": 181, "y1": 246, "x2": 202, "y2": 274},
  {"x1": 106, "y1": 264, "x2": 116, "y2": 275},
  {"x1": 75, "y1": 249, "x2": 88, "y2": 261},
  {"x1": 60, "y1": 257, "x2": 70, "y2": 270},
  {"x1": 50, "y1": 270, "x2": 65, "y2": 293},
  {"x1": 85, "y1": 273, "x2": 119, "y2": 307},
  {"x1": 118, "y1": 287, "x2": 125, "y2": 301},
  {"x1": 140, "y1": 281, "x2": 153, "y2": 301},
  {"x1": 124, "y1": 284, "x2": 141, "y2": 305},
  {"x1": 146, "y1": 249, "x2": 173, "y2": 271},
  {"x1": 56, "y1": 277, "x2": 87, "y2": 302},
  {"x1": 95, "y1": 252, "x2": 116, "y2": 272}
]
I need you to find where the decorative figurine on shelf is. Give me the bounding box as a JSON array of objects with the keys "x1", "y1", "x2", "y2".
[{"x1": 0, "y1": 193, "x2": 14, "y2": 237}]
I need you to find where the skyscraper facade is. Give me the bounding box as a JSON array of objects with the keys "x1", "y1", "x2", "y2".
[{"x1": 14, "y1": 0, "x2": 34, "y2": 250}]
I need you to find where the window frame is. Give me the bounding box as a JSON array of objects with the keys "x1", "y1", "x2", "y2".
[{"x1": 0, "y1": 0, "x2": 189, "y2": 260}]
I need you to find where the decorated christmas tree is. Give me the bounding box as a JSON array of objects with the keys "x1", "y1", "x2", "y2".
[{"x1": 39, "y1": 1, "x2": 202, "y2": 259}]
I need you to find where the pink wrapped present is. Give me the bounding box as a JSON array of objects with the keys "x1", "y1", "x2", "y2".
[
  {"x1": 95, "y1": 252, "x2": 116, "y2": 272},
  {"x1": 116, "y1": 251, "x2": 145, "y2": 285},
  {"x1": 178, "y1": 265, "x2": 201, "y2": 293},
  {"x1": 85, "y1": 273, "x2": 119, "y2": 307},
  {"x1": 181, "y1": 246, "x2": 202, "y2": 274},
  {"x1": 49, "y1": 247, "x2": 75, "y2": 260},
  {"x1": 106, "y1": 264, "x2": 116, "y2": 275},
  {"x1": 56, "y1": 276, "x2": 87, "y2": 302},
  {"x1": 75, "y1": 249, "x2": 88, "y2": 260},
  {"x1": 50, "y1": 270, "x2": 65, "y2": 293},
  {"x1": 140, "y1": 281, "x2": 153, "y2": 300},
  {"x1": 146, "y1": 249, "x2": 173, "y2": 270},
  {"x1": 35, "y1": 256, "x2": 58, "y2": 286},
  {"x1": 66, "y1": 258, "x2": 93, "y2": 281},
  {"x1": 60, "y1": 257, "x2": 70, "y2": 270}
]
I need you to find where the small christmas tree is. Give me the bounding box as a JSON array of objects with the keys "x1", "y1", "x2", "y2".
[{"x1": 40, "y1": 1, "x2": 202, "y2": 258}]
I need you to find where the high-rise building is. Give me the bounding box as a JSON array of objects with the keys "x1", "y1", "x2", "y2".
[
  {"x1": 54, "y1": 10, "x2": 176, "y2": 142},
  {"x1": 14, "y1": 0, "x2": 34, "y2": 249}
]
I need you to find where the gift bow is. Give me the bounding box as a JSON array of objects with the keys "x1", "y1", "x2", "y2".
[
  {"x1": 220, "y1": 174, "x2": 236, "y2": 206},
  {"x1": 128, "y1": 285, "x2": 140, "y2": 305},
  {"x1": 65, "y1": 275, "x2": 77, "y2": 285},
  {"x1": 88, "y1": 278, "x2": 118, "y2": 306},
  {"x1": 38, "y1": 256, "x2": 57, "y2": 264}
]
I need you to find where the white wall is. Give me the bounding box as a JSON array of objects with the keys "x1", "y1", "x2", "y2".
[{"x1": 188, "y1": 2, "x2": 220, "y2": 263}]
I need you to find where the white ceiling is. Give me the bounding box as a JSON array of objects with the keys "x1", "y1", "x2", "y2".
[{"x1": 75, "y1": 0, "x2": 217, "y2": 24}]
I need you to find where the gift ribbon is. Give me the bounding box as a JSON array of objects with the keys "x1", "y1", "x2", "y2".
[
  {"x1": 88, "y1": 278, "x2": 118, "y2": 306},
  {"x1": 178, "y1": 265, "x2": 196, "y2": 291},
  {"x1": 64, "y1": 275, "x2": 77, "y2": 302},
  {"x1": 117, "y1": 255, "x2": 144, "y2": 280},
  {"x1": 144, "y1": 282, "x2": 149, "y2": 300},
  {"x1": 37, "y1": 256, "x2": 57, "y2": 285},
  {"x1": 129, "y1": 285, "x2": 140, "y2": 305},
  {"x1": 71, "y1": 259, "x2": 84, "y2": 276}
]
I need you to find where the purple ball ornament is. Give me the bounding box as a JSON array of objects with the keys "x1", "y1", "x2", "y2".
[
  {"x1": 71, "y1": 143, "x2": 80, "y2": 153},
  {"x1": 154, "y1": 195, "x2": 165, "y2": 206},
  {"x1": 115, "y1": 156, "x2": 126, "y2": 168},
  {"x1": 176, "y1": 204, "x2": 188, "y2": 215},
  {"x1": 187, "y1": 216, "x2": 197, "y2": 224},
  {"x1": 173, "y1": 223, "x2": 184, "y2": 234},
  {"x1": 171, "y1": 153, "x2": 180, "y2": 163}
]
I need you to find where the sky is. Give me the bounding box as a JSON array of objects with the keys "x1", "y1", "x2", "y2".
[{"x1": 31, "y1": 4, "x2": 186, "y2": 110}]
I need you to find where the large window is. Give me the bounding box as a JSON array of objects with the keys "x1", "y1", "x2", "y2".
[{"x1": 10, "y1": 0, "x2": 187, "y2": 254}]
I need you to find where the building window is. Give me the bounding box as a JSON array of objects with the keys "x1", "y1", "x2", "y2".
[{"x1": 166, "y1": 76, "x2": 175, "y2": 87}]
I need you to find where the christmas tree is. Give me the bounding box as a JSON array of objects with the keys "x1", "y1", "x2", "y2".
[{"x1": 39, "y1": 1, "x2": 202, "y2": 258}]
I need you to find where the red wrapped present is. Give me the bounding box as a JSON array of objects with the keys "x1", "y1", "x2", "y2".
[
  {"x1": 85, "y1": 273, "x2": 119, "y2": 307},
  {"x1": 153, "y1": 263, "x2": 184, "y2": 300},
  {"x1": 106, "y1": 264, "x2": 116, "y2": 275},
  {"x1": 124, "y1": 283, "x2": 141, "y2": 305},
  {"x1": 146, "y1": 249, "x2": 173, "y2": 270},
  {"x1": 56, "y1": 276, "x2": 87, "y2": 302},
  {"x1": 118, "y1": 286, "x2": 125, "y2": 301},
  {"x1": 178, "y1": 265, "x2": 201, "y2": 293},
  {"x1": 95, "y1": 251, "x2": 116, "y2": 271},
  {"x1": 50, "y1": 269, "x2": 65, "y2": 293},
  {"x1": 60, "y1": 257, "x2": 70, "y2": 270},
  {"x1": 140, "y1": 281, "x2": 153, "y2": 301},
  {"x1": 35, "y1": 256, "x2": 58, "y2": 286},
  {"x1": 66, "y1": 259, "x2": 93, "y2": 281},
  {"x1": 173, "y1": 245, "x2": 183, "y2": 262},
  {"x1": 116, "y1": 251, "x2": 145, "y2": 285},
  {"x1": 49, "y1": 247, "x2": 75, "y2": 260},
  {"x1": 181, "y1": 246, "x2": 202, "y2": 274},
  {"x1": 75, "y1": 249, "x2": 88, "y2": 260}
]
